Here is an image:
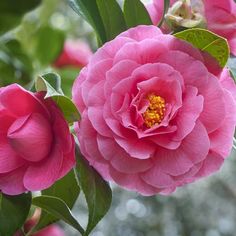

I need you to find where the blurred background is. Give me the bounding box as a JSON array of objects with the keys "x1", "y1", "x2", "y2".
[{"x1": 1, "y1": 0, "x2": 236, "y2": 235}]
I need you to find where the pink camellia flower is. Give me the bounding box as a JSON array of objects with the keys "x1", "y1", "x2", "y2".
[
  {"x1": 73, "y1": 25, "x2": 236, "y2": 195},
  {"x1": 53, "y1": 39, "x2": 93, "y2": 68},
  {"x1": 33, "y1": 225, "x2": 65, "y2": 236},
  {"x1": 14, "y1": 225, "x2": 64, "y2": 236},
  {"x1": 0, "y1": 84, "x2": 75, "y2": 195},
  {"x1": 147, "y1": 0, "x2": 236, "y2": 55}
]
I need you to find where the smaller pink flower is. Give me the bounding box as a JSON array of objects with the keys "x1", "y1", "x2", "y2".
[
  {"x1": 33, "y1": 225, "x2": 65, "y2": 236},
  {"x1": 14, "y1": 225, "x2": 64, "y2": 236},
  {"x1": 147, "y1": 0, "x2": 236, "y2": 55},
  {"x1": 0, "y1": 84, "x2": 75, "y2": 195},
  {"x1": 54, "y1": 39, "x2": 93, "y2": 68}
]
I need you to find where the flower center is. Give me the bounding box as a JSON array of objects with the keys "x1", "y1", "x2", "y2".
[{"x1": 142, "y1": 94, "x2": 166, "y2": 128}]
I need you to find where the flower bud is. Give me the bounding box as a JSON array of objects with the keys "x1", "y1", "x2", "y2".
[{"x1": 165, "y1": 0, "x2": 206, "y2": 31}]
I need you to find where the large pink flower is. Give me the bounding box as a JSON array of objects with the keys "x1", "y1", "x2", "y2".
[
  {"x1": 53, "y1": 39, "x2": 92, "y2": 68},
  {"x1": 73, "y1": 25, "x2": 236, "y2": 195},
  {"x1": 147, "y1": 0, "x2": 236, "y2": 55},
  {"x1": 0, "y1": 84, "x2": 75, "y2": 195}
]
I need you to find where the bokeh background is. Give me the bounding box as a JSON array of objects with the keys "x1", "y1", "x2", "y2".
[{"x1": 1, "y1": 0, "x2": 236, "y2": 235}]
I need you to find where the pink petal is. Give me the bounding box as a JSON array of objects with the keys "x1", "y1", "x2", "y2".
[
  {"x1": 0, "y1": 84, "x2": 48, "y2": 118},
  {"x1": 78, "y1": 111, "x2": 107, "y2": 164},
  {"x1": 171, "y1": 86, "x2": 204, "y2": 141},
  {"x1": 141, "y1": 164, "x2": 175, "y2": 188},
  {"x1": 97, "y1": 135, "x2": 152, "y2": 173},
  {"x1": 115, "y1": 135, "x2": 155, "y2": 159},
  {"x1": 0, "y1": 136, "x2": 26, "y2": 173},
  {"x1": 109, "y1": 166, "x2": 160, "y2": 196},
  {"x1": 24, "y1": 144, "x2": 63, "y2": 191},
  {"x1": 119, "y1": 25, "x2": 163, "y2": 42},
  {"x1": 0, "y1": 110, "x2": 15, "y2": 134},
  {"x1": 90, "y1": 37, "x2": 134, "y2": 66},
  {"x1": 209, "y1": 89, "x2": 236, "y2": 157},
  {"x1": 155, "y1": 121, "x2": 210, "y2": 176},
  {"x1": 158, "y1": 50, "x2": 208, "y2": 89},
  {"x1": 157, "y1": 34, "x2": 204, "y2": 62},
  {"x1": 72, "y1": 67, "x2": 88, "y2": 113},
  {"x1": 195, "y1": 151, "x2": 224, "y2": 178},
  {"x1": 8, "y1": 114, "x2": 52, "y2": 162},
  {"x1": 113, "y1": 39, "x2": 168, "y2": 65},
  {"x1": 199, "y1": 74, "x2": 226, "y2": 133},
  {"x1": 219, "y1": 69, "x2": 236, "y2": 101},
  {"x1": 34, "y1": 225, "x2": 65, "y2": 236},
  {"x1": 88, "y1": 107, "x2": 113, "y2": 137},
  {"x1": 87, "y1": 59, "x2": 113, "y2": 84},
  {"x1": 0, "y1": 166, "x2": 27, "y2": 195},
  {"x1": 105, "y1": 59, "x2": 139, "y2": 98},
  {"x1": 58, "y1": 135, "x2": 76, "y2": 179},
  {"x1": 47, "y1": 100, "x2": 73, "y2": 154}
]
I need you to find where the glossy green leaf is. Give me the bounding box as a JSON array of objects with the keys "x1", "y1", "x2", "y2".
[
  {"x1": 32, "y1": 195, "x2": 84, "y2": 234},
  {"x1": 35, "y1": 73, "x2": 80, "y2": 123},
  {"x1": 0, "y1": 0, "x2": 41, "y2": 35},
  {"x1": 68, "y1": 0, "x2": 107, "y2": 44},
  {"x1": 123, "y1": 0, "x2": 152, "y2": 28},
  {"x1": 96, "y1": 0, "x2": 126, "y2": 41},
  {"x1": 0, "y1": 192, "x2": 32, "y2": 236},
  {"x1": 0, "y1": 39, "x2": 33, "y2": 88},
  {"x1": 33, "y1": 170, "x2": 80, "y2": 232},
  {"x1": 158, "y1": 0, "x2": 170, "y2": 27},
  {"x1": 35, "y1": 73, "x2": 63, "y2": 97},
  {"x1": 75, "y1": 148, "x2": 112, "y2": 235},
  {"x1": 174, "y1": 28, "x2": 230, "y2": 67},
  {"x1": 57, "y1": 67, "x2": 80, "y2": 97},
  {"x1": 33, "y1": 26, "x2": 65, "y2": 66},
  {"x1": 52, "y1": 95, "x2": 81, "y2": 123}
]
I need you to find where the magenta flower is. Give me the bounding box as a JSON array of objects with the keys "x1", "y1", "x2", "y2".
[
  {"x1": 14, "y1": 225, "x2": 64, "y2": 236},
  {"x1": 33, "y1": 225, "x2": 65, "y2": 236},
  {"x1": 0, "y1": 84, "x2": 75, "y2": 195},
  {"x1": 53, "y1": 39, "x2": 93, "y2": 69},
  {"x1": 147, "y1": 0, "x2": 236, "y2": 55},
  {"x1": 73, "y1": 25, "x2": 236, "y2": 195}
]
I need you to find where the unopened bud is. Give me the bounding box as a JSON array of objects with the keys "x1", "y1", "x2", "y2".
[{"x1": 165, "y1": 0, "x2": 206, "y2": 31}]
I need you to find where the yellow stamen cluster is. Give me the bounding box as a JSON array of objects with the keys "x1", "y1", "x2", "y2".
[{"x1": 142, "y1": 94, "x2": 166, "y2": 128}]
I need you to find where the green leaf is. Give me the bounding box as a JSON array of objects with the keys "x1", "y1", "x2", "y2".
[
  {"x1": 123, "y1": 0, "x2": 152, "y2": 28},
  {"x1": 75, "y1": 147, "x2": 112, "y2": 235},
  {"x1": 0, "y1": 39, "x2": 33, "y2": 88},
  {"x1": 33, "y1": 170, "x2": 80, "y2": 232},
  {"x1": 57, "y1": 67, "x2": 80, "y2": 97},
  {"x1": 174, "y1": 28, "x2": 230, "y2": 67},
  {"x1": 158, "y1": 0, "x2": 170, "y2": 27},
  {"x1": 68, "y1": 0, "x2": 107, "y2": 44},
  {"x1": 35, "y1": 73, "x2": 63, "y2": 97},
  {"x1": 0, "y1": 0, "x2": 42, "y2": 35},
  {"x1": 35, "y1": 73, "x2": 80, "y2": 124},
  {"x1": 52, "y1": 95, "x2": 81, "y2": 124},
  {"x1": 32, "y1": 195, "x2": 84, "y2": 234},
  {"x1": 96, "y1": 0, "x2": 127, "y2": 41},
  {"x1": 33, "y1": 26, "x2": 65, "y2": 66},
  {"x1": 0, "y1": 192, "x2": 32, "y2": 236}
]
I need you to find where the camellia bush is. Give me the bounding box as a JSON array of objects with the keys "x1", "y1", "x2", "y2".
[{"x1": 0, "y1": 0, "x2": 236, "y2": 235}]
